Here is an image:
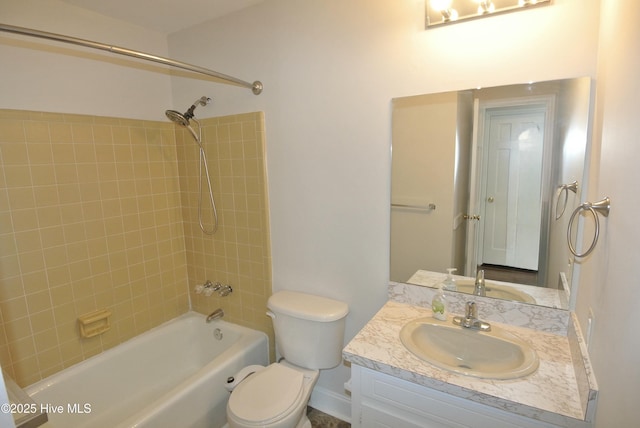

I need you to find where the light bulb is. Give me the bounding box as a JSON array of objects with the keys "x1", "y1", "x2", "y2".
[
  {"x1": 476, "y1": 1, "x2": 495, "y2": 14},
  {"x1": 430, "y1": 0, "x2": 453, "y2": 12}
]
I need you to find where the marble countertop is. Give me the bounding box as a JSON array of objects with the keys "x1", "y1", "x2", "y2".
[{"x1": 343, "y1": 300, "x2": 589, "y2": 426}]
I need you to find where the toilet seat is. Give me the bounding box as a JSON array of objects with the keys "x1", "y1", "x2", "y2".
[{"x1": 228, "y1": 363, "x2": 305, "y2": 425}]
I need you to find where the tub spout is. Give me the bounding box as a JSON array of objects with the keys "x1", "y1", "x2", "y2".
[{"x1": 206, "y1": 308, "x2": 224, "y2": 323}]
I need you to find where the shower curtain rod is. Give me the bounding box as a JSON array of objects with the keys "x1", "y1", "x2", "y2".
[{"x1": 0, "y1": 23, "x2": 263, "y2": 95}]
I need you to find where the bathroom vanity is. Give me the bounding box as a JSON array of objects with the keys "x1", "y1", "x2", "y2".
[{"x1": 343, "y1": 281, "x2": 598, "y2": 428}]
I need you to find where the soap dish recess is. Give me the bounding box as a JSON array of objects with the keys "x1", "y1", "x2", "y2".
[{"x1": 78, "y1": 309, "x2": 111, "y2": 338}]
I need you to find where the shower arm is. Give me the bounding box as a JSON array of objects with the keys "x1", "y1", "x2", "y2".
[{"x1": 0, "y1": 23, "x2": 263, "y2": 95}]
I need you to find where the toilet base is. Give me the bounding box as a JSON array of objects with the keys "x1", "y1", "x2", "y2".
[
  {"x1": 297, "y1": 414, "x2": 311, "y2": 428},
  {"x1": 222, "y1": 420, "x2": 309, "y2": 428}
]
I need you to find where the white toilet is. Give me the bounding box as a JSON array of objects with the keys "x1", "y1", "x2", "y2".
[{"x1": 226, "y1": 290, "x2": 349, "y2": 428}]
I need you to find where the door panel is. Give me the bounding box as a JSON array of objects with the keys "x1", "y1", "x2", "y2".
[{"x1": 481, "y1": 109, "x2": 544, "y2": 270}]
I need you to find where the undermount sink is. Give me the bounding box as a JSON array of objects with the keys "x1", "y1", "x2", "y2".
[
  {"x1": 399, "y1": 317, "x2": 539, "y2": 380},
  {"x1": 453, "y1": 280, "x2": 536, "y2": 304}
]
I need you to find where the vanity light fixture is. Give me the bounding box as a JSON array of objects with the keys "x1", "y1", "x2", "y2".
[{"x1": 426, "y1": 0, "x2": 551, "y2": 28}]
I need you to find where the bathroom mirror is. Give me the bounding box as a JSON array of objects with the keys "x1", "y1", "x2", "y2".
[{"x1": 390, "y1": 77, "x2": 593, "y2": 310}]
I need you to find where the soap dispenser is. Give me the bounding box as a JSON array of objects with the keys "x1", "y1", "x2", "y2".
[
  {"x1": 442, "y1": 268, "x2": 457, "y2": 291},
  {"x1": 431, "y1": 285, "x2": 447, "y2": 321}
]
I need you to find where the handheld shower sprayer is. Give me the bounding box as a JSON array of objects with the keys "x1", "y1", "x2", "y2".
[
  {"x1": 165, "y1": 96, "x2": 218, "y2": 235},
  {"x1": 165, "y1": 96, "x2": 211, "y2": 126},
  {"x1": 183, "y1": 96, "x2": 211, "y2": 121}
]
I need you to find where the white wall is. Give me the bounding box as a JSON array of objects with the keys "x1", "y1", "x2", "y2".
[
  {"x1": 0, "y1": 0, "x2": 172, "y2": 119},
  {"x1": 167, "y1": 0, "x2": 600, "y2": 416},
  {"x1": 391, "y1": 92, "x2": 458, "y2": 281},
  {"x1": 548, "y1": 77, "x2": 593, "y2": 290},
  {"x1": 453, "y1": 92, "x2": 473, "y2": 272},
  {"x1": 575, "y1": 0, "x2": 640, "y2": 426}
]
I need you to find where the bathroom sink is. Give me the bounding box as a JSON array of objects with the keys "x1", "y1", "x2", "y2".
[
  {"x1": 453, "y1": 280, "x2": 536, "y2": 304},
  {"x1": 399, "y1": 318, "x2": 539, "y2": 379}
]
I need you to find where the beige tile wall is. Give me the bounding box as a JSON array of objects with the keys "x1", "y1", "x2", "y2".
[
  {"x1": 0, "y1": 110, "x2": 190, "y2": 386},
  {"x1": 0, "y1": 109, "x2": 273, "y2": 387},
  {"x1": 176, "y1": 113, "x2": 274, "y2": 354}
]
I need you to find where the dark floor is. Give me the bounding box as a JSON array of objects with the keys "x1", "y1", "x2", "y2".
[
  {"x1": 479, "y1": 264, "x2": 538, "y2": 286},
  {"x1": 307, "y1": 406, "x2": 350, "y2": 428}
]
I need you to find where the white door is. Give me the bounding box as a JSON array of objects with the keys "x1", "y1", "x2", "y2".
[{"x1": 480, "y1": 107, "x2": 545, "y2": 270}]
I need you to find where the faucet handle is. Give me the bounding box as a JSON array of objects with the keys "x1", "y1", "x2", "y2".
[
  {"x1": 218, "y1": 284, "x2": 233, "y2": 297},
  {"x1": 465, "y1": 301, "x2": 478, "y2": 320},
  {"x1": 453, "y1": 301, "x2": 491, "y2": 331},
  {"x1": 474, "y1": 270, "x2": 486, "y2": 296}
]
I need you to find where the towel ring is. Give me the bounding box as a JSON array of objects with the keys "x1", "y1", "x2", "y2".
[
  {"x1": 555, "y1": 181, "x2": 578, "y2": 220},
  {"x1": 567, "y1": 197, "x2": 610, "y2": 258}
]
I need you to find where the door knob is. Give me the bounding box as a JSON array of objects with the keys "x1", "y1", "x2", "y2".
[{"x1": 487, "y1": 196, "x2": 494, "y2": 203}]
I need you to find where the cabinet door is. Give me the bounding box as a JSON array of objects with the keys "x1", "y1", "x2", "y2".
[
  {"x1": 361, "y1": 403, "x2": 446, "y2": 428},
  {"x1": 352, "y1": 365, "x2": 562, "y2": 428}
]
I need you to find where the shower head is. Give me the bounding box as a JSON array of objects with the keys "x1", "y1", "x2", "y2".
[
  {"x1": 165, "y1": 96, "x2": 211, "y2": 126},
  {"x1": 165, "y1": 109, "x2": 190, "y2": 127}
]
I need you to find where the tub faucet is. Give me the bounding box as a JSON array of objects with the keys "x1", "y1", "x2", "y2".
[
  {"x1": 474, "y1": 269, "x2": 486, "y2": 297},
  {"x1": 199, "y1": 281, "x2": 233, "y2": 297},
  {"x1": 206, "y1": 308, "x2": 224, "y2": 323},
  {"x1": 452, "y1": 302, "x2": 491, "y2": 331},
  {"x1": 199, "y1": 280, "x2": 221, "y2": 296}
]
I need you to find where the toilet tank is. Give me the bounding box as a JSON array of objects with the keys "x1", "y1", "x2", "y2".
[{"x1": 267, "y1": 291, "x2": 349, "y2": 369}]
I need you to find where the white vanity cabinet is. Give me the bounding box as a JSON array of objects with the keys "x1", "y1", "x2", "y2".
[
  {"x1": 344, "y1": 301, "x2": 597, "y2": 428},
  {"x1": 350, "y1": 364, "x2": 573, "y2": 428}
]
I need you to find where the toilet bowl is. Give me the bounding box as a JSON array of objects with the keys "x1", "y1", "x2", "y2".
[{"x1": 226, "y1": 361, "x2": 319, "y2": 428}]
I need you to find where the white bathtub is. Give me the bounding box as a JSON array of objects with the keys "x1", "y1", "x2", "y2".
[{"x1": 25, "y1": 311, "x2": 269, "y2": 428}]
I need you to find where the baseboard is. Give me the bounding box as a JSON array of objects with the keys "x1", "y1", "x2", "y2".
[{"x1": 309, "y1": 385, "x2": 352, "y2": 423}]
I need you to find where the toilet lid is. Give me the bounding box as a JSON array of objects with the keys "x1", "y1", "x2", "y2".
[{"x1": 228, "y1": 363, "x2": 305, "y2": 424}]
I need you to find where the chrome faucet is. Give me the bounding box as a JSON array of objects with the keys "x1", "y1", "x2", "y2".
[
  {"x1": 200, "y1": 280, "x2": 233, "y2": 297},
  {"x1": 206, "y1": 308, "x2": 224, "y2": 323},
  {"x1": 200, "y1": 280, "x2": 221, "y2": 296},
  {"x1": 474, "y1": 269, "x2": 486, "y2": 297},
  {"x1": 452, "y1": 302, "x2": 491, "y2": 331}
]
